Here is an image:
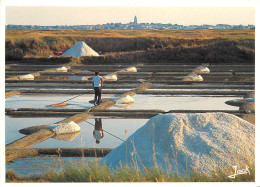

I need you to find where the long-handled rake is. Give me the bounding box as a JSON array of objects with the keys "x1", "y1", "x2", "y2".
[{"x1": 51, "y1": 94, "x2": 85, "y2": 107}]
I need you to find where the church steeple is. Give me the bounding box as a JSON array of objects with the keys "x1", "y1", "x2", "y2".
[{"x1": 134, "y1": 16, "x2": 137, "y2": 25}]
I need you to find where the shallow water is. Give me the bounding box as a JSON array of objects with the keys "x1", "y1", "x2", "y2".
[
  {"x1": 5, "y1": 94, "x2": 108, "y2": 109},
  {"x1": 6, "y1": 94, "x2": 241, "y2": 111},
  {"x1": 6, "y1": 93, "x2": 241, "y2": 147},
  {"x1": 5, "y1": 116, "x2": 147, "y2": 176},
  {"x1": 111, "y1": 95, "x2": 242, "y2": 111},
  {"x1": 5, "y1": 117, "x2": 65, "y2": 145},
  {"x1": 6, "y1": 116, "x2": 148, "y2": 149},
  {"x1": 6, "y1": 156, "x2": 99, "y2": 177}
]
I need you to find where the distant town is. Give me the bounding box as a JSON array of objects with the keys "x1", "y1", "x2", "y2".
[{"x1": 6, "y1": 16, "x2": 255, "y2": 30}]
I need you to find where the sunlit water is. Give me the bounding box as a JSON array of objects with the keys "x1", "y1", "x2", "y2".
[{"x1": 6, "y1": 94, "x2": 241, "y2": 111}]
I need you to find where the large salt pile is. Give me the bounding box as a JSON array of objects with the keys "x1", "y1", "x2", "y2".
[
  {"x1": 103, "y1": 113, "x2": 254, "y2": 176},
  {"x1": 62, "y1": 41, "x2": 99, "y2": 57}
]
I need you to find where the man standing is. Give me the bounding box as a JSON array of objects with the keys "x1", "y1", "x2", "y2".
[{"x1": 92, "y1": 71, "x2": 103, "y2": 106}]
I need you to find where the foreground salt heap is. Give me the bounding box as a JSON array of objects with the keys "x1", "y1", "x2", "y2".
[{"x1": 103, "y1": 113, "x2": 254, "y2": 176}]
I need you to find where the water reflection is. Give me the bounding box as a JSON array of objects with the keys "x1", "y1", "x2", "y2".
[
  {"x1": 93, "y1": 118, "x2": 104, "y2": 144},
  {"x1": 52, "y1": 131, "x2": 80, "y2": 141}
]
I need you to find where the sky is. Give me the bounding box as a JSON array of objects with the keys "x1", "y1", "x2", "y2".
[{"x1": 4, "y1": 6, "x2": 256, "y2": 26}]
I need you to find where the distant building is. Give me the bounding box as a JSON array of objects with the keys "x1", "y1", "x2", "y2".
[{"x1": 134, "y1": 16, "x2": 137, "y2": 25}]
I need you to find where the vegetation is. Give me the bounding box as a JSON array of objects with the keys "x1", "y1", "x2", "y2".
[
  {"x1": 6, "y1": 160, "x2": 254, "y2": 182},
  {"x1": 6, "y1": 170, "x2": 18, "y2": 181},
  {"x1": 5, "y1": 29, "x2": 255, "y2": 64}
]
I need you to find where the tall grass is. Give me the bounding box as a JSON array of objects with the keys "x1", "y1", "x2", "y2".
[
  {"x1": 5, "y1": 29, "x2": 255, "y2": 62},
  {"x1": 6, "y1": 160, "x2": 254, "y2": 182}
]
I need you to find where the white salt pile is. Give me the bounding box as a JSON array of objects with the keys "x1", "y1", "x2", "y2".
[
  {"x1": 62, "y1": 41, "x2": 99, "y2": 57},
  {"x1": 183, "y1": 75, "x2": 203, "y2": 81},
  {"x1": 19, "y1": 74, "x2": 34, "y2": 80},
  {"x1": 193, "y1": 66, "x2": 210, "y2": 74},
  {"x1": 103, "y1": 113, "x2": 254, "y2": 176},
  {"x1": 104, "y1": 75, "x2": 118, "y2": 81},
  {"x1": 45, "y1": 121, "x2": 81, "y2": 135},
  {"x1": 56, "y1": 66, "x2": 68, "y2": 72},
  {"x1": 126, "y1": 67, "x2": 137, "y2": 72},
  {"x1": 114, "y1": 95, "x2": 135, "y2": 104}
]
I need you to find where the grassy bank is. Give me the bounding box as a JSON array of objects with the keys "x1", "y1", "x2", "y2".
[
  {"x1": 6, "y1": 160, "x2": 255, "y2": 182},
  {"x1": 5, "y1": 29, "x2": 255, "y2": 64}
]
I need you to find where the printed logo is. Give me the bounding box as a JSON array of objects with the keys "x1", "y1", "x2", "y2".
[{"x1": 228, "y1": 165, "x2": 250, "y2": 179}]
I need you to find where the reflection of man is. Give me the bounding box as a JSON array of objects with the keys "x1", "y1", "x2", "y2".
[{"x1": 93, "y1": 118, "x2": 104, "y2": 144}]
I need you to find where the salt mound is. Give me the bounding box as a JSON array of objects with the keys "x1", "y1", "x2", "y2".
[
  {"x1": 194, "y1": 66, "x2": 210, "y2": 74},
  {"x1": 183, "y1": 75, "x2": 203, "y2": 81},
  {"x1": 104, "y1": 75, "x2": 118, "y2": 81},
  {"x1": 62, "y1": 41, "x2": 99, "y2": 57},
  {"x1": 103, "y1": 113, "x2": 254, "y2": 176},
  {"x1": 56, "y1": 66, "x2": 68, "y2": 72},
  {"x1": 45, "y1": 121, "x2": 81, "y2": 135},
  {"x1": 126, "y1": 67, "x2": 137, "y2": 72},
  {"x1": 19, "y1": 74, "x2": 34, "y2": 80},
  {"x1": 114, "y1": 95, "x2": 135, "y2": 104}
]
